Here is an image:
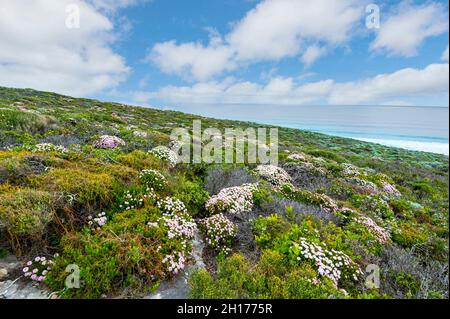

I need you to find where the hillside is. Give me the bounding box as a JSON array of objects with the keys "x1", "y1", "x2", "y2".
[{"x1": 0, "y1": 86, "x2": 448, "y2": 299}]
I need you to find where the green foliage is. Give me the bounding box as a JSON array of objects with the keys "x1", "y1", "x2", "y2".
[
  {"x1": 189, "y1": 251, "x2": 345, "y2": 299},
  {"x1": 252, "y1": 214, "x2": 290, "y2": 249},
  {"x1": 0, "y1": 188, "x2": 54, "y2": 252}
]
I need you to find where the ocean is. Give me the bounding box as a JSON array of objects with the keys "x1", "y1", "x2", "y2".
[{"x1": 166, "y1": 104, "x2": 449, "y2": 155}]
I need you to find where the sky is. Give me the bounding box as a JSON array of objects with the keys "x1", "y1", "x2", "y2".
[{"x1": 0, "y1": 0, "x2": 449, "y2": 109}]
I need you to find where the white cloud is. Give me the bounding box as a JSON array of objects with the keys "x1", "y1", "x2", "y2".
[
  {"x1": 139, "y1": 76, "x2": 333, "y2": 106},
  {"x1": 370, "y1": 1, "x2": 448, "y2": 57},
  {"x1": 228, "y1": 0, "x2": 362, "y2": 61},
  {"x1": 329, "y1": 63, "x2": 449, "y2": 104},
  {"x1": 300, "y1": 45, "x2": 327, "y2": 67},
  {"x1": 137, "y1": 63, "x2": 448, "y2": 106},
  {"x1": 88, "y1": 0, "x2": 147, "y2": 12},
  {"x1": 442, "y1": 45, "x2": 449, "y2": 61},
  {"x1": 149, "y1": 0, "x2": 364, "y2": 80},
  {"x1": 148, "y1": 38, "x2": 235, "y2": 81},
  {"x1": 0, "y1": 0, "x2": 130, "y2": 96}
]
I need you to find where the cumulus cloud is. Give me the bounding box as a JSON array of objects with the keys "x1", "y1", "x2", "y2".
[
  {"x1": 148, "y1": 38, "x2": 235, "y2": 81},
  {"x1": 442, "y1": 45, "x2": 449, "y2": 61},
  {"x1": 328, "y1": 63, "x2": 449, "y2": 104},
  {"x1": 300, "y1": 45, "x2": 327, "y2": 67},
  {"x1": 135, "y1": 63, "x2": 448, "y2": 106},
  {"x1": 370, "y1": 1, "x2": 449, "y2": 57},
  {"x1": 88, "y1": 0, "x2": 147, "y2": 12},
  {"x1": 148, "y1": 0, "x2": 364, "y2": 80},
  {"x1": 145, "y1": 77, "x2": 333, "y2": 105},
  {"x1": 0, "y1": 0, "x2": 131, "y2": 96}
]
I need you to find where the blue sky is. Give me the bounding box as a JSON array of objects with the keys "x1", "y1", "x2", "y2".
[{"x1": 0, "y1": 0, "x2": 449, "y2": 108}]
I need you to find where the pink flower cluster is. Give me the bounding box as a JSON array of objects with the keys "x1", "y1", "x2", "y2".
[
  {"x1": 164, "y1": 214, "x2": 197, "y2": 240},
  {"x1": 355, "y1": 215, "x2": 390, "y2": 244},
  {"x1": 23, "y1": 256, "x2": 54, "y2": 285},
  {"x1": 199, "y1": 213, "x2": 237, "y2": 254},
  {"x1": 93, "y1": 135, "x2": 126, "y2": 149},
  {"x1": 162, "y1": 251, "x2": 186, "y2": 275},
  {"x1": 88, "y1": 212, "x2": 107, "y2": 231},
  {"x1": 291, "y1": 238, "x2": 362, "y2": 287},
  {"x1": 255, "y1": 165, "x2": 291, "y2": 189},
  {"x1": 205, "y1": 183, "x2": 257, "y2": 215},
  {"x1": 381, "y1": 181, "x2": 401, "y2": 197}
]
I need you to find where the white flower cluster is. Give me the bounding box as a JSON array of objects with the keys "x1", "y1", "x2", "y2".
[
  {"x1": 23, "y1": 256, "x2": 54, "y2": 285},
  {"x1": 139, "y1": 169, "x2": 167, "y2": 191},
  {"x1": 120, "y1": 190, "x2": 143, "y2": 210},
  {"x1": 355, "y1": 215, "x2": 390, "y2": 244},
  {"x1": 133, "y1": 130, "x2": 148, "y2": 138},
  {"x1": 199, "y1": 213, "x2": 237, "y2": 254},
  {"x1": 255, "y1": 165, "x2": 291, "y2": 188},
  {"x1": 287, "y1": 153, "x2": 306, "y2": 161},
  {"x1": 88, "y1": 212, "x2": 107, "y2": 231},
  {"x1": 32, "y1": 143, "x2": 68, "y2": 154},
  {"x1": 157, "y1": 196, "x2": 187, "y2": 216},
  {"x1": 205, "y1": 183, "x2": 257, "y2": 215},
  {"x1": 118, "y1": 188, "x2": 156, "y2": 211},
  {"x1": 341, "y1": 163, "x2": 364, "y2": 177},
  {"x1": 292, "y1": 238, "x2": 362, "y2": 287},
  {"x1": 149, "y1": 145, "x2": 178, "y2": 166},
  {"x1": 162, "y1": 251, "x2": 186, "y2": 275}
]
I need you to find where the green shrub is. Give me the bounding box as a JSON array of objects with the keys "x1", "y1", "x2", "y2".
[
  {"x1": 0, "y1": 189, "x2": 54, "y2": 248},
  {"x1": 189, "y1": 251, "x2": 345, "y2": 299},
  {"x1": 29, "y1": 168, "x2": 114, "y2": 208}
]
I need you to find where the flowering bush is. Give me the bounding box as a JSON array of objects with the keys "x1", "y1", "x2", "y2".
[
  {"x1": 149, "y1": 145, "x2": 178, "y2": 166},
  {"x1": 31, "y1": 143, "x2": 68, "y2": 153},
  {"x1": 287, "y1": 153, "x2": 306, "y2": 161},
  {"x1": 120, "y1": 190, "x2": 143, "y2": 210},
  {"x1": 205, "y1": 183, "x2": 257, "y2": 215},
  {"x1": 157, "y1": 196, "x2": 187, "y2": 215},
  {"x1": 254, "y1": 165, "x2": 291, "y2": 188},
  {"x1": 139, "y1": 169, "x2": 166, "y2": 191},
  {"x1": 290, "y1": 238, "x2": 362, "y2": 287},
  {"x1": 341, "y1": 163, "x2": 363, "y2": 177},
  {"x1": 93, "y1": 135, "x2": 126, "y2": 149},
  {"x1": 354, "y1": 215, "x2": 390, "y2": 244},
  {"x1": 88, "y1": 212, "x2": 107, "y2": 231},
  {"x1": 133, "y1": 130, "x2": 148, "y2": 138},
  {"x1": 163, "y1": 213, "x2": 197, "y2": 240},
  {"x1": 199, "y1": 213, "x2": 237, "y2": 254},
  {"x1": 119, "y1": 188, "x2": 156, "y2": 210},
  {"x1": 162, "y1": 251, "x2": 186, "y2": 275},
  {"x1": 381, "y1": 181, "x2": 401, "y2": 197},
  {"x1": 346, "y1": 177, "x2": 379, "y2": 195},
  {"x1": 22, "y1": 256, "x2": 54, "y2": 285}
]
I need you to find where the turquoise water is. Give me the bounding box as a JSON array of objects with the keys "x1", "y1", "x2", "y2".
[{"x1": 166, "y1": 104, "x2": 449, "y2": 155}]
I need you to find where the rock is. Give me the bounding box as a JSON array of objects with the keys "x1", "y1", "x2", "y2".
[
  {"x1": 0, "y1": 280, "x2": 51, "y2": 299},
  {"x1": 0, "y1": 269, "x2": 7, "y2": 280},
  {"x1": 0, "y1": 255, "x2": 20, "y2": 274}
]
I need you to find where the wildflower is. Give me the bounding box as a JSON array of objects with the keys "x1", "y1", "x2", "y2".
[
  {"x1": 199, "y1": 214, "x2": 237, "y2": 254},
  {"x1": 148, "y1": 145, "x2": 178, "y2": 166},
  {"x1": 93, "y1": 135, "x2": 126, "y2": 149},
  {"x1": 205, "y1": 183, "x2": 257, "y2": 215},
  {"x1": 254, "y1": 165, "x2": 291, "y2": 189}
]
